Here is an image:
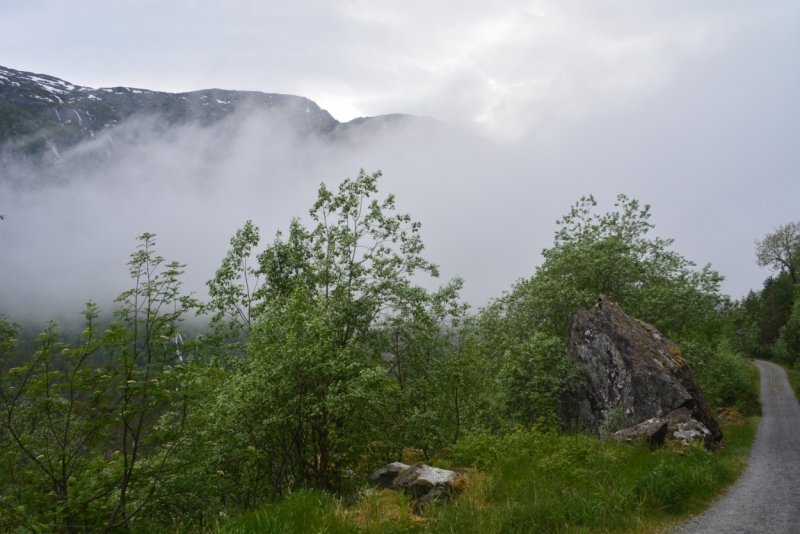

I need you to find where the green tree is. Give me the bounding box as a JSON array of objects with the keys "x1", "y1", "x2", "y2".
[
  {"x1": 203, "y1": 220, "x2": 263, "y2": 360},
  {"x1": 0, "y1": 234, "x2": 197, "y2": 533},
  {"x1": 756, "y1": 221, "x2": 800, "y2": 285},
  {"x1": 207, "y1": 170, "x2": 465, "y2": 496},
  {"x1": 501, "y1": 195, "x2": 725, "y2": 341},
  {"x1": 775, "y1": 299, "x2": 800, "y2": 365},
  {"x1": 466, "y1": 194, "x2": 732, "y2": 426}
]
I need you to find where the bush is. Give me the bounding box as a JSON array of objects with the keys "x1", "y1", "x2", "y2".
[
  {"x1": 680, "y1": 338, "x2": 750, "y2": 409},
  {"x1": 775, "y1": 301, "x2": 800, "y2": 366}
]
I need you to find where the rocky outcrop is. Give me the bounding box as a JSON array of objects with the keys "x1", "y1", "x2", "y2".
[{"x1": 565, "y1": 296, "x2": 722, "y2": 444}]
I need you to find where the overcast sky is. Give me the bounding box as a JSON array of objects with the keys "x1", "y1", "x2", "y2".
[{"x1": 1, "y1": 0, "x2": 799, "y2": 321}]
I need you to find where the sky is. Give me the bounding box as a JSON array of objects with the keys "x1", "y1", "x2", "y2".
[{"x1": 1, "y1": 0, "x2": 799, "y2": 323}]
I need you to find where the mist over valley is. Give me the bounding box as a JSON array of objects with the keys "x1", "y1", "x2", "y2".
[{"x1": 0, "y1": 43, "x2": 797, "y2": 328}]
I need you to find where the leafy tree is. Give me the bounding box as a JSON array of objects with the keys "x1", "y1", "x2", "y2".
[
  {"x1": 466, "y1": 194, "x2": 733, "y2": 424},
  {"x1": 0, "y1": 234, "x2": 197, "y2": 533},
  {"x1": 775, "y1": 299, "x2": 800, "y2": 365},
  {"x1": 366, "y1": 279, "x2": 467, "y2": 460},
  {"x1": 203, "y1": 220, "x2": 263, "y2": 360},
  {"x1": 734, "y1": 272, "x2": 795, "y2": 360},
  {"x1": 206, "y1": 170, "x2": 466, "y2": 496},
  {"x1": 756, "y1": 221, "x2": 800, "y2": 285},
  {"x1": 500, "y1": 195, "x2": 725, "y2": 341}
]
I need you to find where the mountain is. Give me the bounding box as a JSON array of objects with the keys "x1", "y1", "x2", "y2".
[{"x1": 0, "y1": 65, "x2": 416, "y2": 165}]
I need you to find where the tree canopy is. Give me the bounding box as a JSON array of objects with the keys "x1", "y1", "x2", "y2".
[{"x1": 756, "y1": 221, "x2": 800, "y2": 285}]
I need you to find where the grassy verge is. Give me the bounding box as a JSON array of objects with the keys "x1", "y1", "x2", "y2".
[
  {"x1": 737, "y1": 362, "x2": 763, "y2": 416},
  {"x1": 187, "y1": 364, "x2": 763, "y2": 534},
  {"x1": 775, "y1": 361, "x2": 800, "y2": 402},
  {"x1": 207, "y1": 418, "x2": 757, "y2": 534}
]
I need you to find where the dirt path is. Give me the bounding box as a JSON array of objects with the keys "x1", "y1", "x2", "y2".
[{"x1": 681, "y1": 360, "x2": 800, "y2": 533}]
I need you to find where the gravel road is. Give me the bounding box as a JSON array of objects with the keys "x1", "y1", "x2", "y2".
[{"x1": 681, "y1": 360, "x2": 800, "y2": 533}]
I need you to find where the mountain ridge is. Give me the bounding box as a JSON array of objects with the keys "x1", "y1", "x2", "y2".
[{"x1": 0, "y1": 64, "x2": 419, "y2": 164}]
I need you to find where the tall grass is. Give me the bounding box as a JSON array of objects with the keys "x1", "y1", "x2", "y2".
[
  {"x1": 208, "y1": 417, "x2": 756, "y2": 534},
  {"x1": 737, "y1": 362, "x2": 763, "y2": 416},
  {"x1": 776, "y1": 362, "x2": 800, "y2": 402},
  {"x1": 428, "y1": 422, "x2": 755, "y2": 534},
  {"x1": 200, "y1": 363, "x2": 763, "y2": 534}
]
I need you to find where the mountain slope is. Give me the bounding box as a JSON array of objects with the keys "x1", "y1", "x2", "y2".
[{"x1": 0, "y1": 65, "x2": 414, "y2": 165}]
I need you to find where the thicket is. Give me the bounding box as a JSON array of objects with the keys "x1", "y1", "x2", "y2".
[{"x1": 0, "y1": 171, "x2": 758, "y2": 533}]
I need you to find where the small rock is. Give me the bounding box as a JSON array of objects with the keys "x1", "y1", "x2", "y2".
[
  {"x1": 368, "y1": 462, "x2": 410, "y2": 489},
  {"x1": 665, "y1": 408, "x2": 714, "y2": 448},
  {"x1": 392, "y1": 463, "x2": 458, "y2": 498},
  {"x1": 369, "y1": 462, "x2": 463, "y2": 513},
  {"x1": 615, "y1": 417, "x2": 669, "y2": 448}
]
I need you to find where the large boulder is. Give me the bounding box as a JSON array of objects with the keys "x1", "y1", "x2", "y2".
[{"x1": 564, "y1": 296, "x2": 722, "y2": 443}]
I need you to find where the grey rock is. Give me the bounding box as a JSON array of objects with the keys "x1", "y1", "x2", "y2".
[
  {"x1": 369, "y1": 462, "x2": 462, "y2": 510},
  {"x1": 615, "y1": 409, "x2": 715, "y2": 449},
  {"x1": 664, "y1": 407, "x2": 714, "y2": 448},
  {"x1": 615, "y1": 417, "x2": 669, "y2": 447},
  {"x1": 391, "y1": 463, "x2": 458, "y2": 498},
  {"x1": 368, "y1": 462, "x2": 410, "y2": 489},
  {"x1": 564, "y1": 296, "x2": 722, "y2": 443}
]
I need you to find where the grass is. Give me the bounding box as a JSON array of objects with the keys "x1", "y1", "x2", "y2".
[
  {"x1": 775, "y1": 361, "x2": 800, "y2": 402},
  {"x1": 175, "y1": 363, "x2": 763, "y2": 534},
  {"x1": 207, "y1": 416, "x2": 758, "y2": 534},
  {"x1": 739, "y1": 362, "x2": 763, "y2": 416}
]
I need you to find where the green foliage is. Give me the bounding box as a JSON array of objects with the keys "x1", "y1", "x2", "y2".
[
  {"x1": 221, "y1": 490, "x2": 350, "y2": 534},
  {"x1": 775, "y1": 299, "x2": 800, "y2": 364},
  {"x1": 0, "y1": 100, "x2": 41, "y2": 143},
  {"x1": 212, "y1": 419, "x2": 758, "y2": 534},
  {"x1": 438, "y1": 420, "x2": 754, "y2": 530},
  {"x1": 0, "y1": 175, "x2": 764, "y2": 532},
  {"x1": 0, "y1": 234, "x2": 199, "y2": 533},
  {"x1": 204, "y1": 220, "x2": 262, "y2": 349},
  {"x1": 228, "y1": 292, "x2": 384, "y2": 494},
  {"x1": 494, "y1": 333, "x2": 578, "y2": 429},
  {"x1": 679, "y1": 338, "x2": 750, "y2": 409},
  {"x1": 735, "y1": 221, "x2": 800, "y2": 364},
  {"x1": 200, "y1": 169, "x2": 467, "y2": 504},
  {"x1": 496, "y1": 195, "x2": 725, "y2": 342},
  {"x1": 755, "y1": 221, "x2": 800, "y2": 285},
  {"x1": 780, "y1": 362, "x2": 800, "y2": 400}
]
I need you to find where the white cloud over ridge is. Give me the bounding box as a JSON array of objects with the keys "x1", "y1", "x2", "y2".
[{"x1": 2, "y1": 1, "x2": 795, "y2": 142}]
